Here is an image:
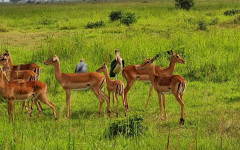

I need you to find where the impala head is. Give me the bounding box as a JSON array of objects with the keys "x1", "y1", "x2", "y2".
[
  {"x1": 167, "y1": 50, "x2": 186, "y2": 64},
  {"x1": 44, "y1": 55, "x2": 59, "y2": 65},
  {"x1": 0, "y1": 56, "x2": 8, "y2": 66},
  {"x1": 96, "y1": 63, "x2": 107, "y2": 73},
  {"x1": 138, "y1": 54, "x2": 160, "y2": 70}
]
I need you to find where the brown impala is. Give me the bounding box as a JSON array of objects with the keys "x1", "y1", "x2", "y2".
[
  {"x1": 1, "y1": 50, "x2": 41, "y2": 80},
  {"x1": 0, "y1": 67, "x2": 57, "y2": 123},
  {"x1": 44, "y1": 55, "x2": 110, "y2": 118},
  {"x1": 122, "y1": 50, "x2": 186, "y2": 110},
  {"x1": 138, "y1": 54, "x2": 186, "y2": 126},
  {"x1": 96, "y1": 63, "x2": 127, "y2": 117}
]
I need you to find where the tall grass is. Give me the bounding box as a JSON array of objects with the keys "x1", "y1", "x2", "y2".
[{"x1": 0, "y1": 0, "x2": 240, "y2": 149}]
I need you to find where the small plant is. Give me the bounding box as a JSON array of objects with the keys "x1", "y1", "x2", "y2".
[
  {"x1": 105, "y1": 115, "x2": 144, "y2": 138},
  {"x1": 109, "y1": 10, "x2": 123, "y2": 22},
  {"x1": 224, "y1": 9, "x2": 240, "y2": 16},
  {"x1": 198, "y1": 20, "x2": 207, "y2": 31},
  {"x1": 175, "y1": 0, "x2": 194, "y2": 10},
  {"x1": 120, "y1": 12, "x2": 137, "y2": 26},
  {"x1": 209, "y1": 18, "x2": 219, "y2": 25},
  {"x1": 85, "y1": 20, "x2": 105, "y2": 29}
]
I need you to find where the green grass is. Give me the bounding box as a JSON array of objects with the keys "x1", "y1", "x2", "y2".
[{"x1": 0, "y1": 0, "x2": 240, "y2": 149}]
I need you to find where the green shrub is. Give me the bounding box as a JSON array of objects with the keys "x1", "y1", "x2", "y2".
[
  {"x1": 105, "y1": 115, "x2": 144, "y2": 138},
  {"x1": 120, "y1": 12, "x2": 137, "y2": 26},
  {"x1": 209, "y1": 18, "x2": 219, "y2": 25},
  {"x1": 85, "y1": 21, "x2": 105, "y2": 29},
  {"x1": 233, "y1": 16, "x2": 240, "y2": 24},
  {"x1": 224, "y1": 9, "x2": 240, "y2": 16},
  {"x1": 175, "y1": 0, "x2": 194, "y2": 10},
  {"x1": 109, "y1": 10, "x2": 123, "y2": 22},
  {"x1": 198, "y1": 20, "x2": 207, "y2": 31}
]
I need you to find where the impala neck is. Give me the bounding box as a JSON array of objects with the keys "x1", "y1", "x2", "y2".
[
  {"x1": 103, "y1": 68, "x2": 111, "y2": 83},
  {"x1": 7, "y1": 56, "x2": 14, "y2": 70},
  {"x1": 147, "y1": 64, "x2": 157, "y2": 84},
  {"x1": 165, "y1": 57, "x2": 176, "y2": 74},
  {"x1": 53, "y1": 61, "x2": 62, "y2": 81}
]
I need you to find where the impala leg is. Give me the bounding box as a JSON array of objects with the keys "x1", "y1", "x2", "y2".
[
  {"x1": 158, "y1": 93, "x2": 163, "y2": 120},
  {"x1": 124, "y1": 80, "x2": 135, "y2": 110},
  {"x1": 175, "y1": 94, "x2": 185, "y2": 126},
  {"x1": 112, "y1": 92, "x2": 115, "y2": 113},
  {"x1": 122, "y1": 94, "x2": 127, "y2": 117},
  {"x1": 34, "y1": 100, "x2": 42, "y2": 121},
  {"x1": 115, "y1": 92, "x2": 119, "y2": 117},
  {"x1": 21, "y1": 101, "x2": 25, "y2": 112},
  {"x1": 39, "y1": 97, "x2": 57, "y2": 120},
  {"x1": 65, "y1": 89, "x2": 71, "y2": 118},
  {"x1": 9, "y1": 100, "x2": 14, "y2": 123},
  {"x1": 92, "y1": 88, "x2": 108, "y2": 116},
  {"x1": 162, "y1": 94, "x2": 168, "y2": 119},
  {"x1": 145, "y1": 84, "x2": 154, "y2": 108}
]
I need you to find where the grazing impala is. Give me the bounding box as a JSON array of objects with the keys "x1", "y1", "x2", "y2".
[
  {"x1": 122, "y1": 50, "x2": 186, "y2": 109},
  {"x1": 0, "y1": 50, "x2": 41, "y2": 80},
  {"x1": 96, "y1": 63, "x2": 127, "y2": 117},
  {"x1": 44, "y1": 55, "x2": 110, "y2": 117},
  {"x1": 138, "y1": 55, "x2": 186, "y2": 126},
  {"x1": 0, "y1": 67, "x2": 57, "y2": 123}
]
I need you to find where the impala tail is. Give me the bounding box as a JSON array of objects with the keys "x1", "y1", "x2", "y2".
[
  {"x1": 177, "y1": 81, "x2": 186, "y2": 95},
  {"x1": 122, "y1": 69, "x2": 127, "y2": 80},
  {"x1": 34, "y1": 67, "x2": 41, "y2": 80},
  {"x1": 118, "y1": 84, "x2": 124, "y2": 96}
]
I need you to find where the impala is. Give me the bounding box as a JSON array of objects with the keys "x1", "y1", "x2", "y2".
[
  {"x1": 0, "y1": 67, "x2": 57, "y2": 123},
  {"x1": 44, "y1": 55, "x2": 110, "y2": 117},
  {"x1": 0, "y1": 50, "x2": 41, "y2": 80},
  {"x1": 0, "y1": 56, "x2": 41, "y2": 112},
  {"x1": 138, "y1": 55, "x2": 186, "y2": 126},
  {"x1": 122, "y1": 50, "x2": 186, "y2": 110},
  {"x1": 96, "y1": 63, "x2": 126, "y2": 117}
]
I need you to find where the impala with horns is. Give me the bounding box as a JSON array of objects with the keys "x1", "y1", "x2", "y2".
[
  {"x1": 96, "y1": 63, "x2": 127, "y2": 117},
  {"x1": 44, "y1": 55, "x2": 110, "y2": 117},
  {"x1": 0, "y1": 67, "x2": 57, "y2": 123},
  {"x1": 138, "y1": 54, "x2": 186, "y2": 126},
  {"x1": 122, "y1": 50, "x2": 186, "y2": 110},
  {"x1": 0, "y1": 50, "x2": 41, "y2": 80}
]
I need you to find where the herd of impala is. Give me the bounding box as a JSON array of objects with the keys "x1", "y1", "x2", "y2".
[{"x1": 0, "y1": 50, "x2": 186, "y2": 126}]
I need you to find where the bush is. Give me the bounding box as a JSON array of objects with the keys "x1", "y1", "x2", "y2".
[
  {"x1": 175, "y1": 0, "x2": 194, "y2": 10},
  {"x1": 105, "y1": 115, "x2": 145, "y2": 138},
  {"x1": 198, "y1": 20, "x2": 207, "y2": 31},
  {"x1": 120, "y1": 12, "x2": 137, "y2": 26},
  {"x1": 85, "y1": 20, "x2": 105, "y2": 29},
  {"x1": 109, "y1": 10, "x2": 123, "y2": 22},
  {"x1": 224, "y1": 9, "x2": 240, "y2": 16},
  {"x1": 233, "y1": 16, "x2": 240, "y2": 24}
]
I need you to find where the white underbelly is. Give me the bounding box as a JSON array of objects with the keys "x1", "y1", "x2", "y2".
[
  {"x1": 162, "y1": 89, "x2": 173, "y2": 94},
  {"x1": 72, "y1": 87, "x2": 90, "y2": 91}
]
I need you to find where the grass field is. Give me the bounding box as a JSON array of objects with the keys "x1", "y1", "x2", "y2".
[{"x1": 0, "y1": 0, "x2": 240, "y2": 149}]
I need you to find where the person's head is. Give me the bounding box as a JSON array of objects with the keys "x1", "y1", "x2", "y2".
[{"x1": 80, "y1": 59, "x2": 84, "y2": 62}]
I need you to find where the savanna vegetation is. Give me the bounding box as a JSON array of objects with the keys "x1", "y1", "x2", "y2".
[{"x1": 0, "y1": 0, "x2": 240, "y2": 149}]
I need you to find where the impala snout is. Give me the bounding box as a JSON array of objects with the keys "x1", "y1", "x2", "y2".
[
  {"x1": 44, "y1": 60, "x2": 51, "y2": 65},
  {"x1": 137, "y1": 66, "x2": 142, "y2": 70}
]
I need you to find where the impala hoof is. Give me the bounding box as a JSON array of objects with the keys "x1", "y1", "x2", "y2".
[{"x1": 180, "y1": 118, "x2": 185, "y2": 126}]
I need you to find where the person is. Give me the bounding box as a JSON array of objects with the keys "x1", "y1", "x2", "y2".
[{"x1": 75, "y1": 59, "x2": 87, "y2": 73}]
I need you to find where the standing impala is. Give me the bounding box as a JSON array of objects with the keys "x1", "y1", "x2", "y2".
[
  {"x1": 122, "y1": 50, "x2": 186, "y2": 110},
  {"x1": 44, "y1": 55, "x2": 110, "y2": 117},
  {"x1": 1, "y1": 50, "x2": 41, "y2": 80},
  {"x1": 138, "y1": 55, "x2": 186, "y2": 126},
  {"x1": 0, "y1": 67, "x2": 57, "y2": 123},
  {"x1": 96, "y1": 63, "x2": 127, "y2": 117},
  {"x1": 0, "y1": 55, "x2": 41, "y2": 113}
]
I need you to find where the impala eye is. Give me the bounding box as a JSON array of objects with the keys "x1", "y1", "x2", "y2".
[{"x1": 176, "y1": 55, "x2": 179, "y2": 59}]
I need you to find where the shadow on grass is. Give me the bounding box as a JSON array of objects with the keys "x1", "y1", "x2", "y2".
[
  {"x1": 227, "y1": 96, "x2": 240, "y2": 103},
  {"x1": 70, "y1": 109, "x2": 96, "y2": 119}
]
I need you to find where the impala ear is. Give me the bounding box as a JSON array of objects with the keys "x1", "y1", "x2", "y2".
[{"x1": 167, "y1": 50, "x2": 173, "y2": 56}]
